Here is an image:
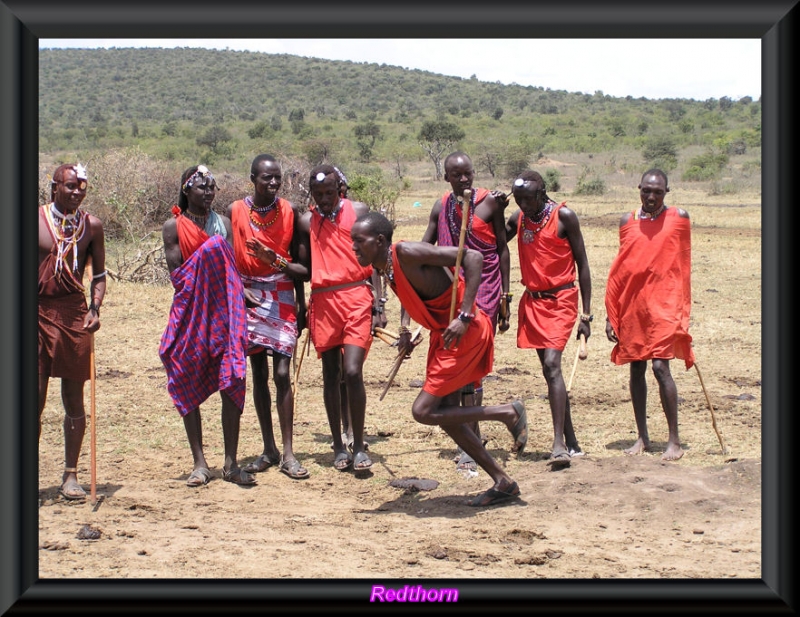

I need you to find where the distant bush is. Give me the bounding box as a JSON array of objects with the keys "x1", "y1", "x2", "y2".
[
  {"x1": 641, "y1": 136, "x2": 678, "y2": 172},
  {"x1": 682, "y1": 149, "x2": 729, "y2": 182},
  {"x1": 543, "y1": 169, "x2": 562, "y2": 192},
  {"x1": 573, "y1": 167, "x2": 606, "y2": 196}
]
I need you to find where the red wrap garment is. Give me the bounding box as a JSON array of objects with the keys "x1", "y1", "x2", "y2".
[
  {"x1": 605, "y1": 207, "x2": 694, "y2": 368},
  {"x1": 38, "y1": 206, "x2": 91, "y2": 381},
  {"x1": 308, "y1": 199, "x2": 374, "y2": 354},
  {"x1": 516, "y1": 202, "x2": 579, "y2": 351},
  {"x1": 229, "y1": 198, "x2": 298, "y2": 356},
  {"x1": 389, "y1": 242, "x2": 494, "y2": 397}
]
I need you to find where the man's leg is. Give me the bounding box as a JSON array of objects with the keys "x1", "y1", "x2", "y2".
[
  {"x1": 321, "y1": 347, "x2": 349, "y2": 468},
  {"x1": 539, "y1": 348, "x2": 570, "y2": 459},
  {"x1": 652, "y1": 359, "x2": 684, "y2": 461},
  {"x1": 221, "y1": 390, "x2": 255, "y2": 484},
  {"x1": 342, "y1": 344, "x2": 370, "y2": 469},
  {"x1": 624, "y1": 360, "x2": 651, "y2": 455},
  {"x1": 38, "y1": 373, "x2": 50, "y2": 441},
  {"x1": 60, "y1": 378, "x2": 87, "y2": 499},
  {"x1": 414, "y1": 390, "x2": 520, "y2": 503},
  {"x1": 244, "y1": 351, "x2": 280, "y2": 472},
  {"x1": 273, "y1": 353, "x2": 308, "y2": 477},
  {"x1": 182, "y1": 408, "x2": 205, "y2": 466}
]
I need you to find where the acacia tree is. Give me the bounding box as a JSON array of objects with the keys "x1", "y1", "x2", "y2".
[{"x1": 417, "y1": 120, "x2": 465, "y2": 180}]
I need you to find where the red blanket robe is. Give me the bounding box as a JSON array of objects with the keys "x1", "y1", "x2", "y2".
[
  {"x1": 389, "y1": 242, "x2": 494, "y2": 397},
  {"x1": 605, "y1": 207, "x2": 695, "y2": 368}
]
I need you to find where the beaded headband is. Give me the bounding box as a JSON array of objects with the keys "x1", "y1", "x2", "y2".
[
  {"x1": 182, "y1": 165, "x2": 215, "y2": 191},
  {"x1": 51, "y1": 163, "x2": 88, "y2": 190}
]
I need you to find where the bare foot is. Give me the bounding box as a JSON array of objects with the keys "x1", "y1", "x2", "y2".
[
  {"x1": 662, "y1": 443, "x2": 684, "y2": 461},
  {"x1": 624, "y1": 438, "x2": 650, "y2": 455}
]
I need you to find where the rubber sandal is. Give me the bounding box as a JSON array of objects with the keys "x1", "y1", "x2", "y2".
[
  {"x1": 186, "y1": 467, "x2": 213, "y2": 487},
  {"x1": 279, "y1": 457, "x2": 309, "y2": 480},
  {"x1": 223, "y1": 467, "x2": 257, "y2": 486}
]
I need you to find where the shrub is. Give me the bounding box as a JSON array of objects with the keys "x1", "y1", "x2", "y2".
[
  {"x1": 543, "y1": 169, "x2": 562, "y2": 192},
  {"x1": 573, "y1": 167, "x2": 606, "y2": 196}
]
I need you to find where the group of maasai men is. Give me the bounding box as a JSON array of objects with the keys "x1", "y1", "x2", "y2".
[{"x1": 39, "y1": 152, "x2": 693, "y2": 507}]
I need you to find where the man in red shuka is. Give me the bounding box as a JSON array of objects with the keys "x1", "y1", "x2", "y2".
[{"x1": 605, "y1": 169, "x2": 694, "y2": 461}]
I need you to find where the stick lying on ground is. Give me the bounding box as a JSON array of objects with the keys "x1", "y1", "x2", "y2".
[{"x1": 379, "y1": 326, "x2": 423, "y2": 401}]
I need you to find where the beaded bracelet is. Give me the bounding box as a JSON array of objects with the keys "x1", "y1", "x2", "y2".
[
  {"x1": 272, "y1": 255, "x2": 289, "y2": 271},
  {"x1": 458, "y1": 311, "x2": 475, "y2": 323}
]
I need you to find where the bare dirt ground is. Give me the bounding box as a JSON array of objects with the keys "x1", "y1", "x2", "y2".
[{"x1": 36, "y1": 187, "x2": 762, "y2": 601}]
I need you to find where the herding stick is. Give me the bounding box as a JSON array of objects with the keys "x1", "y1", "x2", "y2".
[
  {"x1": 89, "y1": 332, "x2": 97, "y2": 505},
  {"x1": 379, "y1": 326, "x2": 422, "y2": 401},
  {"x1": 449, "y1": 189, "x2": 473, "y2": 322},
  {"x1": 567, "y1": 333, "x2": 587, "y2": 393},
  {"x1": 373, "y1": 329, "x2": 397, "y2": 346},
  {"x1": 292, "y1": 329, "x2": 311, "y2": 415},
  {"x1": 373, "y1": 326, "x2": 399, "y2": 340},
  {"x1": 694, "y1": 361, "x2": 729, "y2": 454}
]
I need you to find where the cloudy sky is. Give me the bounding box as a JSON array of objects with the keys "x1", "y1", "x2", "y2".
[{"x1": 41, "y1": 38, "x2": 760, "y2": 101}]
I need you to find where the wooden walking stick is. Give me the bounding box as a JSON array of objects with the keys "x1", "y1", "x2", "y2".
[
  {"x1": 567, "y1": 333, "x2": 587, "y2": 393},
  {"x1": 89, "y1": 332, "x2": 97, "y2": 505},
  {"x1": 694, "y1": 361, "x2": 729, "y2": 454},
  {"x1": 292, "y1": 329, "x2": 311, "y2": 414},
  {"x1": 449, "y1": 189, "x2": 473, "y2": 322},
  {"x1": 379, "y1": 326, "x2": 423, "y2": 401}
]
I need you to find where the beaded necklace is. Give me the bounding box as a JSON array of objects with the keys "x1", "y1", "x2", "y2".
[
  {"x1": 318, "y1": 201, "x2": 342, "y2": 223},
  {"x1": 446, "y1": 191, "x2": 474, "y2": 239},
  {"x1": 183, "y1": 209, "x2": 208, "y2": 228},
  {"x1": 637, "y1": 205, "x2": 666, "y2": 221},
  {"x1": 521, "y1": 201, "x2": 554, "y2": 244},
  {"x1": 377, "y1": 245, "x2": 395, "y2": 286},
  {"x1": 246, "y1": 195, "x2": 280, "y2": 229},
  {"x1": 46, "y1": 203, "x2": 87, "y2": 275}
]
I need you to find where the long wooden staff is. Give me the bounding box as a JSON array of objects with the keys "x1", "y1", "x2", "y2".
[
  {"x1": 694, "y1": 361, "x2": 728, "y2": 454},
  {"x1": 379, "y1": 326, "x2": 422, "y2": 401},
  {"x1": 566, "y1": 334, "x2": 587, "y2": 393},
  {"x1": 89, "y1": 332, "x2": 97, "y2": 505},
  {"x1": 292, "y1": 329, "x2": 311, "y2": 414},
  {"x1": 449, "y1": 189, "x2": 473, "y2": 322}
]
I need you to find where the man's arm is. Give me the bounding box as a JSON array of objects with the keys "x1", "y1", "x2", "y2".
[
  {"x1": 420, "y1": 199, "x2": 442, "y2": 244},
  {"x1": 162, "y1": 218, "x2": 183, "y2": 274},
  {"x1": 560, "y1": 207, "x2": 592, "y2": 339},
  {"x1": 85, "y1": 215, "x2": 106, "y2": 332}
]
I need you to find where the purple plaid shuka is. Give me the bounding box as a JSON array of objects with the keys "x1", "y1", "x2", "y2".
[{"x1": 159, "y1": 235, "x2": 248, "y2": 416}]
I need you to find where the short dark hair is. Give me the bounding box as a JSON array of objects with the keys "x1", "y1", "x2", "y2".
[
  {"x1": 355, "y1": 211, "x2": 393, "y2": 243},
  {"x1": 641, "y1": 168, "x2": 669, "y2": 187},
  {"x1": 251, "y1": 154, "x2": 277, "y2": 176}
]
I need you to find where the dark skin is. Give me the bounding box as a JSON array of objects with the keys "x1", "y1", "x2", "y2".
[
  {"x1": 351, "y1": 220, "x2": 524, "y2": 499},
  {"x1": 39, "y1": 166, "x2": 106, "y2": 499},
  {"x1": 297, "y1": 172, "x2": 384, "y2": 469},
  {"x1": 421, "y1": 153, "x2": 510, "y2": 462},
  {"x1": 606, "y1": 172, "x2": 688, "y2": 461},
  {"x1": 503, "y1": 174, "x2": 592, "y2": 460},
  {"x1": 225, "y1": 158, "x2": 310, "y2": 475},
  {"x1": 162, "y1": 173, "x2": 252, "y2": 484}
]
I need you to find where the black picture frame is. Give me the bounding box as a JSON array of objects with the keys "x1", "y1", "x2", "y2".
[{"x1": 2, "y1": 1, "x2": 794, "y2": 613}]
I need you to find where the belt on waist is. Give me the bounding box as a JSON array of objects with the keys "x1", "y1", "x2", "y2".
[
  {"x1": 525, "y1": 281, "x2": 575, "y2": 300},
  {"x1": 310, "y1": 279, "x2": 367, "y2": 295}
]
